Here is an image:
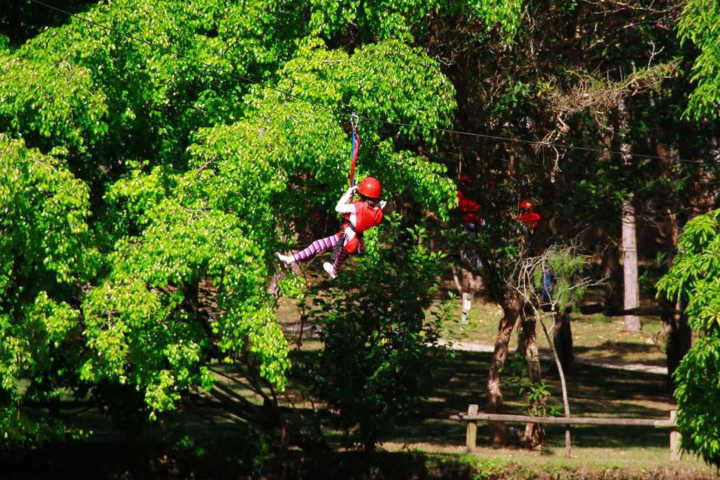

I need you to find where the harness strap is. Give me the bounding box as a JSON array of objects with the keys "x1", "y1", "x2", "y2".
[
  {"x1": 330, "y1": 223, "x2": 365, "y2": 261},
  {"x1": 332, "y1": 114, "x2": 361, "y2": 263},
  {"x1": 330, "y1": 232, "x2": 345, "y2": 262}
]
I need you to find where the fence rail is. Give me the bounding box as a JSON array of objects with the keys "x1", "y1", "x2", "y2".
[{"x1": 452, "y1": 405, "x2": 680, "y2": 460}]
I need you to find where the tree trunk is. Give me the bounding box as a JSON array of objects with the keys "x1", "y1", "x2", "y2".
[
  {"x1": 656, "y1": 142, "x2": 692, "y2": 388},
  {"x1": 661, "y1": 183, "x2": 690, "y2": 388},
  {"x1": 539, "y1": 312, "x2": 572, "y2": 457},
  {"x1": 621, "y1": 197, "x2": 641, "y2": 332},
  {"x1": 601, "y1": 239, "x2": 622, "y2": 311},
  {"x1": 617, "y1": 97, "x2": 641, "y2": 333},
  {"x1": 519, "y1": 312, "x2": 543, "y2": 447},
  {"x1": 553, "y1": 309, "x2": 574, "y2": 375},
  {"x1": 661, "y1": 298, "x2": 691, "y2": 388},
  {"x1": 689, "y1": 136, "x2": 720, "y2": 217},
  {"x1": 486, "y1": 293, "x2": 521, "y2": 445}
]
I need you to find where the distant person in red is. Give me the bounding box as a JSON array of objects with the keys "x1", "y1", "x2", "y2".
[
  {"x1": 455, "y1": 175, "x2": 484, "y2": 322},
  {"x1": 518, "y1": 199, "x2": 552, "y2": 300},
  {"x1": 519, "y1": 200, "x2": 540, "y2": 233},
  {"x1": 457, "y1": 175, "x2": 483, "y2": 268},
  {"x1": 276, "y1": 177, "x2": 386, "y2": 279},
  {"x1": 458, "y1": 175, "x2": 481, "y2": 229}
]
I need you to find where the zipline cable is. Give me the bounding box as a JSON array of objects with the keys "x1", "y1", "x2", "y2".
[
  {"x1": 22, "y1": 0, "x2": 720, "y2": 169},
  {"x1": 375, "y1": 119, "x2": 718, "y2": 165},
  {"x1": 29, "y1": 0, "x2": 157, "y2": 48}
]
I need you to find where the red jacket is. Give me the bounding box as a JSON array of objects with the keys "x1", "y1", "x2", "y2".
[
  {"x1": 458, "y1": 190, "x2": 480, "y2": 224},
  {"x1": 339, "y1": 201, "x2": 383, "y2": 253},
  {"x1": 520, "y1": 211, "x2": 541, "y2": 230},
  {"x1": 344, "y1": 201, "x2": 383, "y2": 233}
]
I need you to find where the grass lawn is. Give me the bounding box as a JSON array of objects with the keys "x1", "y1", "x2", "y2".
[
  {"x1": 271, "y1": 291, "x2": 707, "y2": 477},
  {"x1": 435, "y1": 298, "x2": 667, "y2": 367},
  {"x1": 277, "y1": 340, "x2": 715, "y2": 478},
  {"x1": 280, "y1": 293, "x2": 669, "y2": 367},
  {"x1": 277, "y1": 287, "x2": 711, "y2": 476},
  {"x1": 372, "y1": 346, "x2": 715, "y2": 478},
  {"x1": 5, "y1": 295, "x2": 706, "y2": 479}
]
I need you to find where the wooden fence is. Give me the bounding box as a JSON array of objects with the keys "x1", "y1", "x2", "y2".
[{"x1": 452, "y1": 405, "x2": 681, "y2": 460}]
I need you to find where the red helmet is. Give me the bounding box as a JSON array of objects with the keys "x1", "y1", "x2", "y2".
[
  {"x1": 357, "y1": 177, "x2": 382, "y2": 199},
  {"x1": 519, "y1": 200, "x2": 533, "y2": 210}
]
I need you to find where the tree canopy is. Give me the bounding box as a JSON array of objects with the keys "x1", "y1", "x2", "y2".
[
  {"x1": 1, "y1": 0, "x2": 720, "y2": 469},
  {"x1": 0, "y1": 0, "x2": 461, "y2": 439}
]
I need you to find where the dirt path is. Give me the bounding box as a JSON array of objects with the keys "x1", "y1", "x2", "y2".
[
  {"x1": 282, "y1": 322, "x2": 668, "y2": 375},
  {"x1": 435, "y1": 339, "x2": 668, "y2": 375}
]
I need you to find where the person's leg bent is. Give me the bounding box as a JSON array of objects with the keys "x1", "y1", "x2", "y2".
[{"x1": 293, "y1": 233, "x2": 340, "y2": 262}]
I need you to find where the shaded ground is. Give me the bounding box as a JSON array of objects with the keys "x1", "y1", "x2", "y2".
[
  {"x1": 3, "y1": 346, "x2": 715, "y2": 479},
  {"x1": 279, "y1": 296, "x2": 669, "y2": 369},
  {"x1": 272, "y1": 296, "x2": 713, "y2": 476},
  {"x1": 2, "y1": 297, "x2": 711, "y2": 479},
  {"x1": 437, "y1": 338, "x2": 668, "y2": 375},
  {"x1": 10, "y1": 444, "x2": 712, "y2": 480},
  {"x1": 371, "y1": 348, "x2": 716, "y2": 478},
  {"x1": 437, "y1": 302, "x2": 668, "y2": 368},
  {"x1": 370, "y1": 349, "x2": 675, "y2": 448}
]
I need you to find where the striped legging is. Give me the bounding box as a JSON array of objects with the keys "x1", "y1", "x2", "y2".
[{"x1": 292, "y1": 233, "x2": 341, "y2": 262}]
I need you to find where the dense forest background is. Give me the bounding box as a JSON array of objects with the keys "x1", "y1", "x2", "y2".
[{"x1": 2, "y1": 0, "x2": 720, "y2": 477}]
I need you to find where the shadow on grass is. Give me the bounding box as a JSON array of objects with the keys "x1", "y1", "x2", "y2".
[
  {"x1": 7, "y1": 344, "x2": 676, "y2": 479},
  {"x1": 574, "y1": 341, "x2": 666, "y2": 367},
  {"x1": 365, "y1": 348, "x2": 675, "y2": 452},
  {"x1": 546, "y1": 424, "x2": 669, "y2": 449},
  {"x1": 0, "y1": 424, "x2": 482, "y2": 480}
]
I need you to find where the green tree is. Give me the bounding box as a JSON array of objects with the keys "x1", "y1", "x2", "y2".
[
  {"x1": 0, "y1": 0, "x2": 306, "y2": 191},
  {"x1": 657, "y1": 209, "x2": 720, "y2": 466},
  {"x1": 512, "y1": 245, "x2": 594, "y2": 453},
  {"x1": 0, "y1": 134, "x2": 97, "y2": 443},
  {"x1": 308, "y1": 0, "x2": 522, "y2": 44},
  {"x1": 418, "y1": 0, "x2": 699, "y2": 444},
  {"x1": 299, "y1": 217, "x2": 450, "y2": 452},
  {"x1": 677, "y1": 0, "x2": 720, "y2": 120},
  {"x1": 82, "y1": 35, "x2": 457, "y2": 420},
  {"x1": 0, "y1": 0, "x2": 460, "y2": 447},
  {"x1": 4, "y1": 0, "x2": 718, "y2": 463}
]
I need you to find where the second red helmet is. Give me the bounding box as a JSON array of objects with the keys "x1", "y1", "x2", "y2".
[
  {"x1": 357, "y1": 177, "x2": 382, "y2": 199},
  {"x1": 519, "y1": 200, "x2": 533, "y2": 210}
]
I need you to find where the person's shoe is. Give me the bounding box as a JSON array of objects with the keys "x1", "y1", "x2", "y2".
[
  {"x1": 275, "y1": 252, "x2": 294, "y2": 265},
  {"x1": 323, "y1": 262, "x2": 337, "y2": 279}
]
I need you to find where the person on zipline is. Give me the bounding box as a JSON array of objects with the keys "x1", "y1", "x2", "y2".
[{"x1": 276, "y1": 176, "x2": 386, "y2": 279}]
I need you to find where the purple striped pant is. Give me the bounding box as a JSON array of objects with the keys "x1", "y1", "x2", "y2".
[{"x1": 293, "y1": 233, "x2": 341, "y2": 262}]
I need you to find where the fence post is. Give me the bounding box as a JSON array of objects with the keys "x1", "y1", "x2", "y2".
[
  {"x1": 669, "y1": 410, "x2": 681, "y2": 461},
  {"x1": 466, "y1": 404, "x2": 478, "y2": 452}
]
